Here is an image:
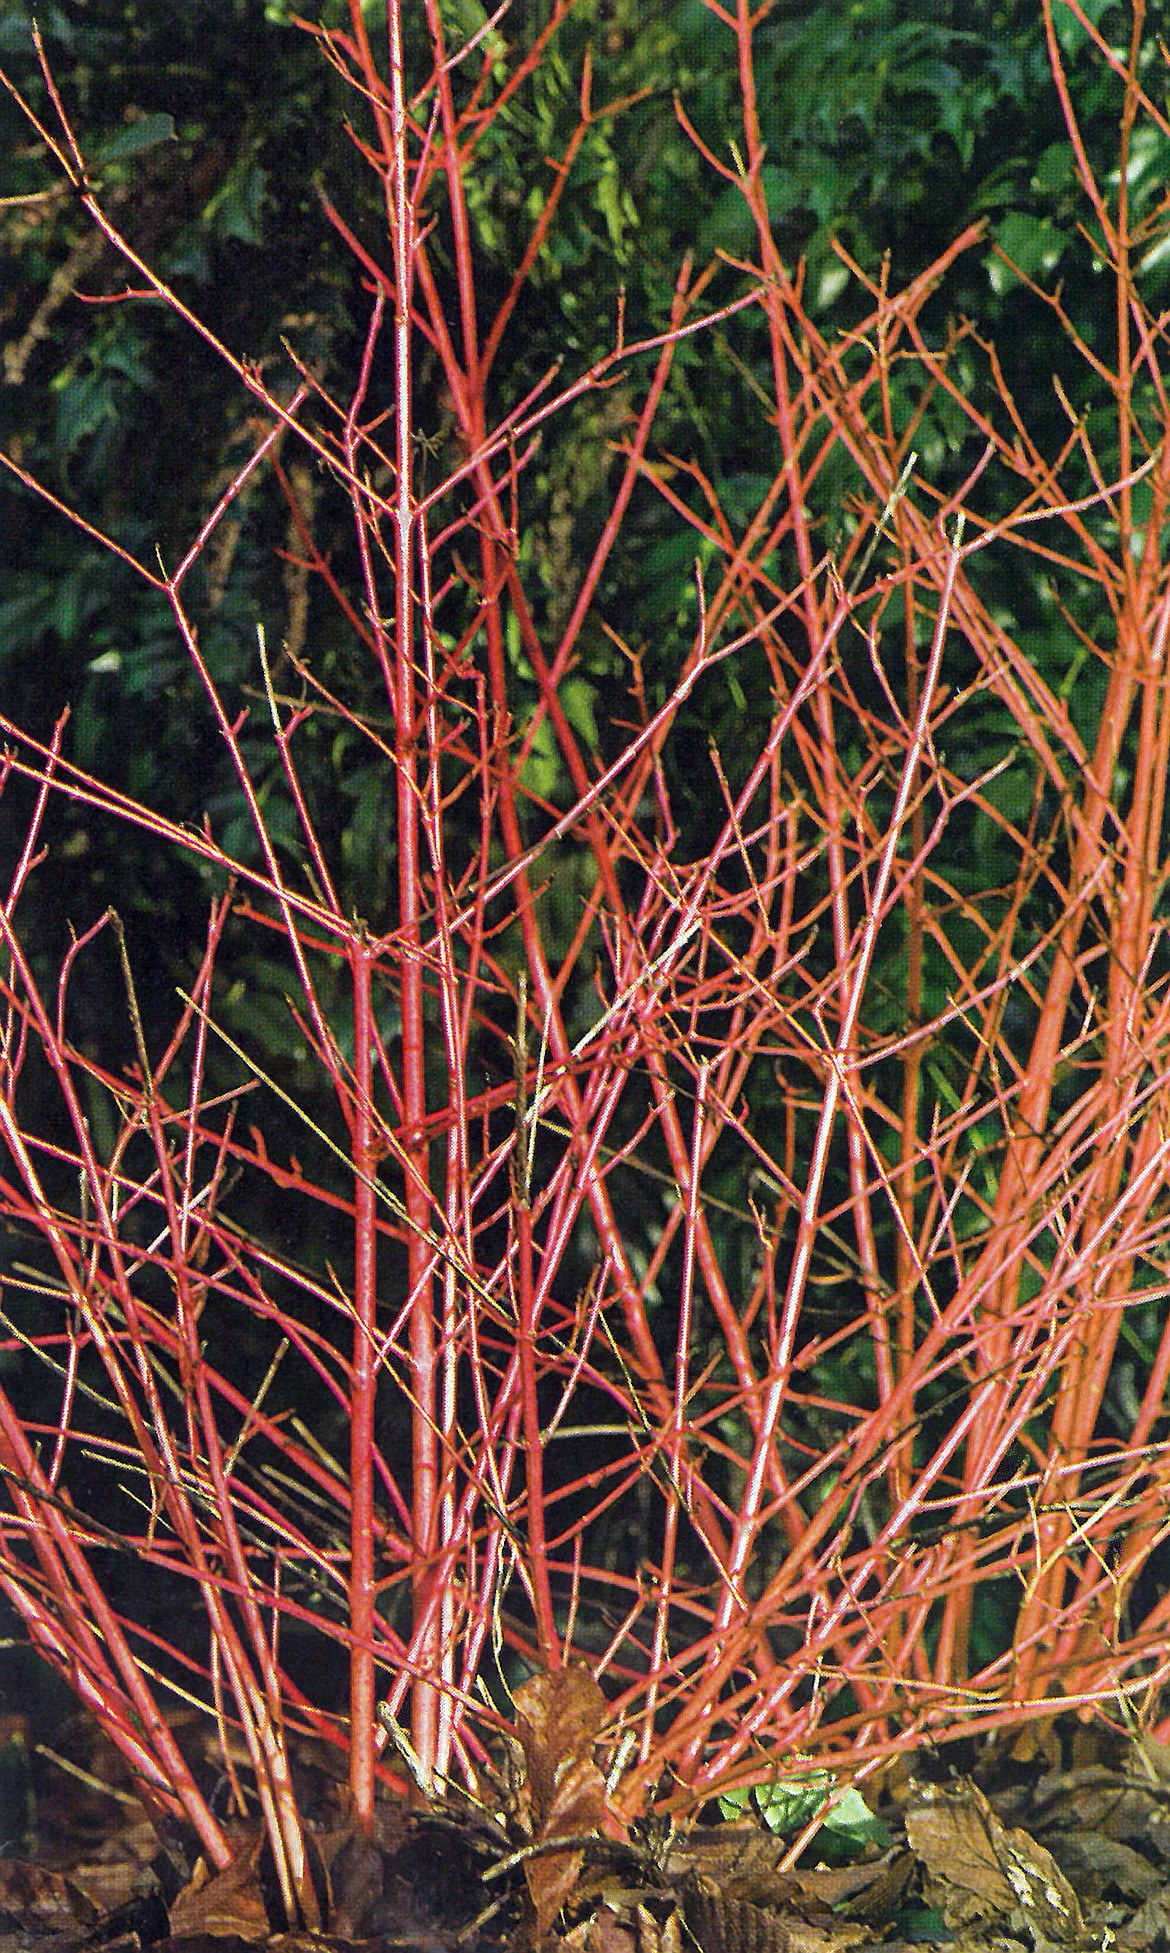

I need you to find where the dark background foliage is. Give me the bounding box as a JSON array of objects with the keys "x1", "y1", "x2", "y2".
[{"x1": 0, "y1": 0, "x2": 1137, "y2": 972}]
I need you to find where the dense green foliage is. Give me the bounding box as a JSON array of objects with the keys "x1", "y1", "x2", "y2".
[{"x1": 2, "y1": 0, "x2": 1142, "y2": 838}]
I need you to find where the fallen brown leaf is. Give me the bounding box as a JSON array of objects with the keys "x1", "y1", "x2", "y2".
[{"x1": 905, "y1": 1779, "x2": 1086, "y2": 1948}]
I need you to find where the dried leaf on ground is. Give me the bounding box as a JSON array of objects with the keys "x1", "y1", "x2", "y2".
[
  {"x1": 168, "y1": 1838, "x2": 272, "y2": 1942},
  {"x1": 905, "y1": 1779, "x2": 1086, "y2": 1948},
  {"x1": 514, "y1": 1667, "x2": 614, "y2": 1938},
  {"x1": 685, "y1": 1879, "x2": 873, "y2": 1953},
  {"x1": 0, "y1": 1858, "x2": 99, "y2": 1934}
]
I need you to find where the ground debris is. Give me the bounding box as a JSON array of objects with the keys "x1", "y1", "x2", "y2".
[{"x1": 8, "y1": 1718, "x2": 1170, "y2": 1953}]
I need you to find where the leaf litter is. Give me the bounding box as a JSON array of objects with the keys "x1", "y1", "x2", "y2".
[{"x1": 4, "y1": 1690, "x2": 1170, "y2": 1953}]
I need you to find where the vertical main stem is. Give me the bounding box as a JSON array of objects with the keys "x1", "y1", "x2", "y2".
[
  {"x1": 511, "y1": 976, "x2": 558, "y2": 1662},
  {"x1": 384, "y1": 0, "x2": 438, "y2": 1782},
  {"x1": 349, "y1": 941, "x2": 377, "y2": 1826}
]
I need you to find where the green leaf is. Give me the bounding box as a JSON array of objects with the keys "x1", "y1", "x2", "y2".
[
  {"x1": 1032, "y1": 141, "x2": 1076, "y2": 195},
  {"x1": 820, "y1": 1786, "x2": 889, "y2": 1851},
  {"x1": 594, "y1": 161, "x2": 639, "y2": 263},
  {"x1": 203, "y1": 151, "x2": 268, "y2": 247},
  {"x1": 987, "y1": 210, "x2": 1066, "y2": 294},
  {"x1": 1050, "y1": 0, "x2": 1115, "y2": 57},
  {"x1": 519, "y1": 710, "x2": 561, "y2": 800},
  {"x1": 755, "y1": 1774, "x2": 832, "y2": 1833},
  {"x1": 718, "y1": 1771, "x2": 830, "y2": 1834},
  {"x1": 98, "y1": 113, "x2": 176, "y2": 161},
  {"x1": 717, "y1": 1773, "x2": 887, "y2": 1855},
  {"x1": 560, "y1": 676, "x2": 598, "y2": 751}
]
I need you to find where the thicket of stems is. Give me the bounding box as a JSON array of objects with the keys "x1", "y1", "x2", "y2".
[{"x1": 0, "y1": 0, "x2": 1168, "y2": 1897}]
